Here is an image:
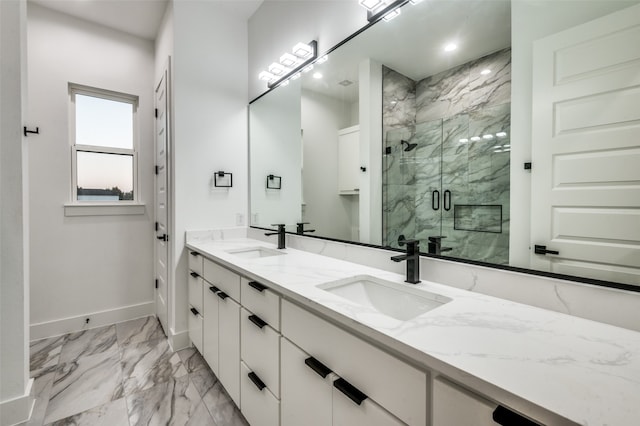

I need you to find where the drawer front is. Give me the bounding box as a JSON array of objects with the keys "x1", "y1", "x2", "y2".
[
  {"x1": 241, "y1": 361, "x2": 280, "y2": 426},
  {"x1": 203, "y1": 284, "x2": 219, "y2": 375},
  {"x1": 282, "y1": 300, "x2": 427, "y2": 426},
  {"x1": 240, "y1": 308, "x2": 280, "y2": 398},
  {"x1": 333, "y1": 386, "x2": 404, "y2": 426},
  {"x1": 281, "y1": 337, "x2": 333, "y2": 426},
  {"x1": 188, "y1": 250, "x2": 203, "y2": 276},
  {"x1": 203, "y1": 258, "x2": 240, "y2": 301},
  {"x1": 433, "y1": 377, "x2": 499, "y2": 426},
  {"x1": 241, "y1": 277, "x2": 280, "y2": 331},
  {"x1": 218, "y1": 295, "x2": 241, "y2": 406},
  {"x1": 188, "y1": 305, "x2": 203, "y2": 354},
  {"x1": 188, "y1": 273, "x2": 203, "y2": 313}
]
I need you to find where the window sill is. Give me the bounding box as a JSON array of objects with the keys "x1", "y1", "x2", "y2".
[{"x1": 64, "y1": 203, "x2": 146, "y2": 217}]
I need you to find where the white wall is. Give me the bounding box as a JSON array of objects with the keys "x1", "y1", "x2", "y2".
[
  {"x1": 0, "y1": 0, "x2": 33, "y2": 423},
  {"x1": 248, "y1": 0, "x2": 366, "y2": 100},
  {"x1": 509, "y1": 0, "x2": 639, "y2": 268},
  {"x1": 27, "y1": 4, "x2": 155, "y2": 338},
  {"x1": 169, "y1": 0, "x2": 249, "y2": 346}
]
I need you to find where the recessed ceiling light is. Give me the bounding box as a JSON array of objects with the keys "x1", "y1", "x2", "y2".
[
  {"x1": 481, "y1": 69, "x2": 491, "y2": 75},
  {"x1": 313, "y1": 72, "x2": 323, "y2": 79},
  {"x1": 443, "y1": 43, "x2": 457, "y2": 52}
]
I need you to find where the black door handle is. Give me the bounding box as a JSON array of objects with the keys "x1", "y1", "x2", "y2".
[
  {"x1": 190, "y1": 307, "x2": 199, "y2": 316},
  {"x1": 443, "y1": 190, "x2": 451, "y2": 211},
  {"x1": 248, "y1": 372, "x2": 266, "y2": 391},
  {"x1": 333, "y1": 378, "x2": 367, "y2": 406},
  {"x1": 534, "y1": 245, "x2": 559, "y2": 255},
  {"x1": 190, "y1": 251, "x2": 199, "y2": 256},
  {"x1": 248, "y1": 281, "x2": 267, "y2": 292},
  {"x1": 432, "y1": 190, "x2": 440, "y2": 211},
  {"x1": 248, "y1": 314, "x2": 267, "y2": 329},
  {"x1": 216, "y1": 291, "x2": 229, "y2": 300},
  {"x1": 190, "y1": 272, "x2": 199, "y2": 278},
  {"x1": 305, "y1": 357, "x2": 332, "y2": 378},
  {"x1": 208, "y1": 285, "x2": 220, "y2": 294},
  {"x1": 493, "y1": 406, "x2": 541, "y2": 426},
  {"x1": 157, "y1": 234, "x2": 168, "y2": 242}
]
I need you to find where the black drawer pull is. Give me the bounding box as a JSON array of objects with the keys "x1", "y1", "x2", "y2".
[
  {"x1": 217, "y1": 291, "x2": 229, "y2": 300},
  {"x1": 248, "y1": 314, "x2": 267, "y2": 329},
  {"x1": 493, "y1": 406, "x2": 540, "y2": 426},
  {"x1": 248, "y1": 372, "x2": 266, "y2": 391},
  {"x1": 248, "y1": 281, "x2": 268, "y2": 292},
  {"x1": 190, "y1": 272, "x2": 199, "y2": 278},
  {"x1": 190, "y1": 307, "x2": 199, "y2": 316},
  {"x1": 304, "y1": 357, "x2": 332, "y2": 378},
  {"x1": 333, "y1": 378, "x2": 367, "y2": 406},
  {"x1": 190, "y1": 251, "x2": 199, "y2": 257},
  {"x1": 208, "y1": 285, "x2": 220, "y2": 294}
]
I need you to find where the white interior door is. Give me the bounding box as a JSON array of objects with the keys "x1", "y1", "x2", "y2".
[
  {"x1": 530, "y1": 4, "x2": 640, "y2": 286},
  {"x1": 155, "y1": 60, "x2": 171, "y2": 333}
]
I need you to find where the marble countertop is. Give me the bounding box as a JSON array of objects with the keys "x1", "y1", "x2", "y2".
[{"x1": 186, "y1": 235, "x2": 640, "y2": 426}]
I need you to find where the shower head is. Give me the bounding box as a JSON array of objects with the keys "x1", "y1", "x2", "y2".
[{"x1": 401, "y1": 140, "x2": 418, "y2": 152}]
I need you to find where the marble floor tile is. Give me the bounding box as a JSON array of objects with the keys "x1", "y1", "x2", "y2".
[
  {"x1": 189, "y1": 367, "x2": 218, "y2": 398},
  {"x1": 116, "y1": 316, "x2": 165, "y2": 347},
  {"x1": 44, "y1": 398, "x2": 129, "y2": 426},
  {"x1": 126, "y1": 375, "x2": 202, "y2": 426},
  {"x1": 58, "y1": 325, "x2": 117, "y2": 364},
  {"x1": 30, "y1": 336, "x2": 67, "y2": 372},
  {"x1": 177, "y1": 347, "x2": 207, "y2": 374},
  {"x1": 22, "y1": 366, "x2": 58, "y2": 426},
  {"x1": 43, "y1": 350, "x2": 124, "y2": 424},
  {"x1": 201, "y1": 381, "x2": 248, "y2": 426},
  {"x1": 120, "y1": 337, "x2": 187, "y2": 396}
]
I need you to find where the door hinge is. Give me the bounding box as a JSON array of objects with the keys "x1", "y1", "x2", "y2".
[
  {"x1": 155, "y1": 221, "x2": 159, "y2": 231},
  {"x1": 155, "y1": 165, "x2": 159, "y2": 175},
  {"x1": 155, "y1": 279, "x2": 158, "y2": 289},
  {"x1": 155, "y1": 108, "x2": 158, "y2": 118}
]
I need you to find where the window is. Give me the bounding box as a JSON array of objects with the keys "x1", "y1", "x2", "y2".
[{"x1": 70, "y1": 84, "x2": 138, "y2": 203}]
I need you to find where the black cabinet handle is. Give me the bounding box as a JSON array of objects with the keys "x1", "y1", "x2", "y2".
[
  {"x1": 444, "y1": 189, "x2": 451, "y2": 211},
  {"x1": 208, "y1": 285, "x2": 220, "y2": 294},
  {"x1": 217, "y1": 291, "x2": 229, "y2": 300},
  {"x1": 333, "y1": 378, "x2": 367, "y2": 406},
  {"x1": 432, "y1": 190, "x2": 440, "y2": 211},
  {"x1": 190, "y1": 251, "x2": 199, "y2": 257},
  {"x1": 493, "y1": 406, "x2": 540, "y2": 426},
  {"x1": 190, "y1": 272, "x2": 199, "y2": 278},
  {"x1": 248, "y1": 372, "x2": 266, "y2": 391},
  {"x1": 248, "y1": 281, "x2": 268, "y2": 292},
  {"x1": 190, "y1": 307, "x2": 199, "y2": 316},
  {"x1": 304, "y1": 357, "x2": 332, "y2": 378},
  {"x1": 248, "y1": 314, "x2": 267, "y2": 329},
  {"x1": 534, "y1": 245, "x2": 559, "y2": 256}
]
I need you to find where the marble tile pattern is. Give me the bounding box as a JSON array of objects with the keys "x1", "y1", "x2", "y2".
[
  {"x1": 23, "y1": 316, "x2": 247, "y2": 426},
  {"x1": 382, "y1": 49, "x2": 511, "y2": 264},
  {"x1": 186, "y1": 235, "x2": 640, "y2": 426}
]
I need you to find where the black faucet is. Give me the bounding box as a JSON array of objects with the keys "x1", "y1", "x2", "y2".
[
  {"x1": 428, "y1": 236, "x2": 452, "y2": 255},
  {"x1": 390, "y1": 238, "x2": 421, "y2": 284},
  {"x1": 265, "y1": 224, "x2": 286, "y2": 249},
  {"x1": 296, "y1": 222, "x2": 316, "y2": 235}
]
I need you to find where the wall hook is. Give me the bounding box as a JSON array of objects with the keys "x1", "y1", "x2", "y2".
[{"x1": 24, "y1": 126, "x2": 39, "y2": 137}]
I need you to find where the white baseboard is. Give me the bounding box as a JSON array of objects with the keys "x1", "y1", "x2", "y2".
[
  {"x1": 0, "y1": 378, "x2": 34, "y2": 426},
  {"x1": 168, "y1": 327, "x2": 190, "y2": 352},
  {"x1": 30, "y1": 302, "x2": 155, "y2": 341}
]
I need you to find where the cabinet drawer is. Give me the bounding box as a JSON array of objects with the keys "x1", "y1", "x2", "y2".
[
  {"x1": 433, "y1": 377, "x2": 500, "y2": 426},
  {"x1": 203, "y1": 284, "x2": 219, "y2": 375},
  {"x1": 188, "y1": 305, "x2": 203, "y2": 353},
  {"x1": 241, "y1": 308, "x2": 280, "y2": 398},
  {"x1": 333, "y1": 386, "x2": 404, "y2": 426},
  {"x1": 241, "y1": 278, "x2": 280, "y2": 331},
  {"x1": 282, "y1": 300, "x2": 427, "y2": 426},
  {"x1": 241, "y1": 361, "x2": 280, "y2": 426},
  {"x1": 188, "y1": 273, "x2": 203, "y2": 313},
  {"x1": 203, "y1": 258, "x2": 240, "y2": 301},
  {"x1": 188, "y1": 250, "x2": 203, "y2": 276},
  {"x1": 218, "y1": 295, "x2": 240, "y2": 406}
]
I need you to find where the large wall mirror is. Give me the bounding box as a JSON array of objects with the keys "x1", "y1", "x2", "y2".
[{"x1": 249, "y1": 0, "x2": 640, "y2": 290}]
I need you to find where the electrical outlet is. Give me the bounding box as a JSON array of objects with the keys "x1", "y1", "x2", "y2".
[{"x1": 236, "y1": 213, "x2": 244, "y2": 226}]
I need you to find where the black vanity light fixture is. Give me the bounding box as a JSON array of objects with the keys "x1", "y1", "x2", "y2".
[
  {"x1": 214, "y1": 171, "x2": 233, "y2": 188},
  {"x1": 359, "y1": 0, "x2": 421, "y2": 23},
  {"x1": 258, "y1": 40, "x2": 324, "y2": 89},
  {"x1": 266, "y1": 174, "x2": 282, "y2": 190}
]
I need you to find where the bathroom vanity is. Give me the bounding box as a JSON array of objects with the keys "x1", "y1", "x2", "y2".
[{"x1": 185, "y1": 233, "x2": 640, "y2": 426}]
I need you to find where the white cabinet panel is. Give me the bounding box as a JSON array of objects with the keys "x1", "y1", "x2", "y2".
[
  {"x1": 187, "y1": 305, "x2": 203, "y2": 353},
  {"x1": 241, "y1": 361, "x2": 280, "y2": 426},
  {"x1": 281, "y1": 337, "x2": 333, "y2": 426},
  {"x1": 332, "y1": 386, "x2": 404, "y2": 426},
  {"x1": 432, "y1": 377, "x2": 499, "y2": 426},
  {"x1": 203, "y1": 258, "x2": 241, "y2": 301},
  {"x1": 203, "y1": 284, "x2": 220, "y2": 375},
  {"x1": 219, "y1": 294, "x2": 241, "y2": 406},
  {"x1": 241, "y1": 278, "x2": 281, "y2": 331},
  {"x1": 188, "y1": 250, "x2": 203, "y2": 276},
  {"x1": 241, "y1": 308, "x2": 280, "y2": 398},
  {"x1": 187, "y1": 273, "x2": 203, "y2": 313}
]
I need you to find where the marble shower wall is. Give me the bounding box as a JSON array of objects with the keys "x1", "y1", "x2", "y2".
[{"x1": 382, "y1": 48, "x2": 511, "y2": 264}]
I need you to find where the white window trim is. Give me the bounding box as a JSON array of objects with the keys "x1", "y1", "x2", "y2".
[{"x1": 67, "y1": 83, "x2": 145, "y2": 216}]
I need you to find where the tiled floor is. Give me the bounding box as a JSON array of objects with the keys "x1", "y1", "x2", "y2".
[{"x1": 24, "y1": 316, "x2": 248, "y2": 426}]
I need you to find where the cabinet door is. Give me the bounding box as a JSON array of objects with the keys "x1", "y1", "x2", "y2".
[
  {"x1": 281, "y1": 337, "x2": 333, "y2": 426},
  {"x1": 188, "y1": 273, "x2": 203, "y2": 313},
  {"x1": 432, "y1": 377, "x2": 499, "y2": 426},
  {"x1": 240, "y1": 308, "x2": 280, "y2": 397},
  {"x1": 218, "y1": 295, "x2": 241, "y2": 406},
  {"x1": 188, "y1": 305, "x2": 203, "y2": 353},
  {"x1": 240, "y1": 361, "x2": 280, "y2": 426},
  {"x1": 203, "y1": 284, "x2": 219, "y2": 375},
  {"x1": 338, "y1": 126, "x2": 360, "y2": 193},
  {"x1": 333, "y1": 386, "x2": 404, "y2": 426}
]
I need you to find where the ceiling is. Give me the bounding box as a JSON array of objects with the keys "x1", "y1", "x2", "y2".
[{"x1": 29, "y1": 0, "x2": 264, "y2": 41}]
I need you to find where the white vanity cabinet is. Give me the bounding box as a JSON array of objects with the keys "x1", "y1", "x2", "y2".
[{"x1": 187, "y1": 251, "x2": 204, "y2": 353}]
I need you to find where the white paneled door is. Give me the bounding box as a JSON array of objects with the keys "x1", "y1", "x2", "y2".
[
  {"x1": 155, "y1": 60, "x2": 171, "y2": 334},
  {"x1": 531, "y1": 4, "x2": 640, "y2": 286}
]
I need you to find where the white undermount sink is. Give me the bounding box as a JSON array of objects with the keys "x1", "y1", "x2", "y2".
[
  {"x1": 226, "y1": 247, "x2": 285, "y2": 259},
  {"x1": 318, "y1": 275, "x2": 451, "y2": 321}
]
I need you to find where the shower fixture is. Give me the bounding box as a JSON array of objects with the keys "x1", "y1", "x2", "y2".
[{"x1": 401, "y1": 140, "x2": 418, "y2": 152}]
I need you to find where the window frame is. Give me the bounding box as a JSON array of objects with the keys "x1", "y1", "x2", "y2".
[{"x1": 69, "y1": 83, "x2": 140, "y2": 205}]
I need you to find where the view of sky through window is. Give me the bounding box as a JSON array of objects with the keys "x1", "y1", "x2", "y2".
[{"x1": 76, "y1": 94, "x2": 133, "y2": 149}]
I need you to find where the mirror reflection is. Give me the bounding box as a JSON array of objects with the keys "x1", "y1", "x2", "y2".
[{"x1": 249, "y1": 0, "x2": 640, "y2": 288}]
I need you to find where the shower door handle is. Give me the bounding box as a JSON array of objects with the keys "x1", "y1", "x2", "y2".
[
  {"x1": 432, "y1": 190, "x2": 440, "y2": 211},
  {"x1": 443, "y1": 190, "x2": 452, "y2": 211}
]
